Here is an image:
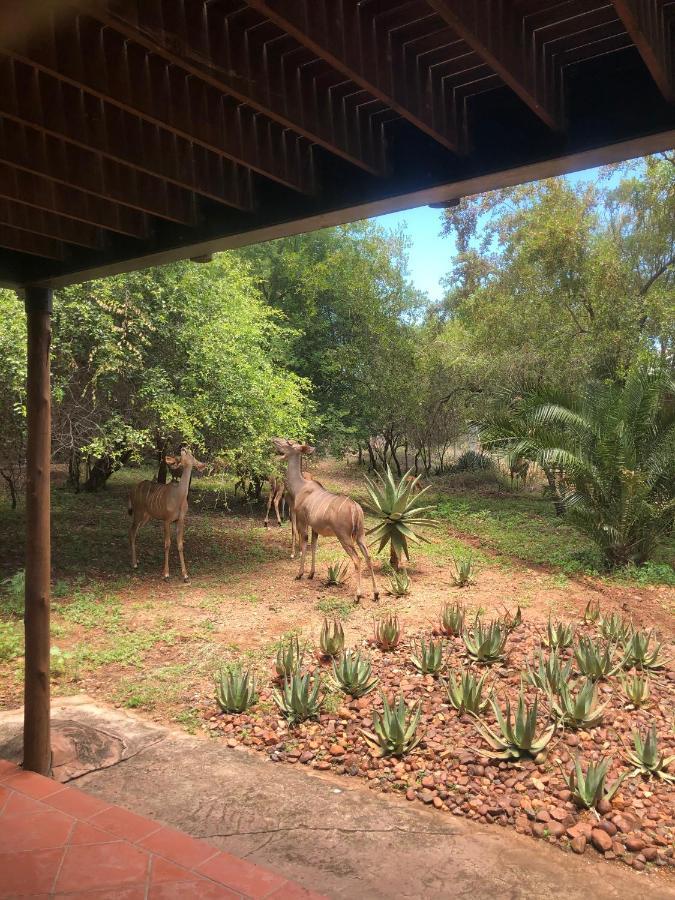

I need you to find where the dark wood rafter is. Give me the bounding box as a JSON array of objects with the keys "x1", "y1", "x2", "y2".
[
  {"x1": 426, "y1": 0, "x2": 562, "y2": 130},
  {"x1": 5, "y1": 13, "x2": 317, "y2": 194},
  {"x1": 245, "y1": 0, "x2": 462, "y2": 151},
  {"x1": 0, "y1": 163, "x2": 150, "y2": 239},
  {"x1": 0, "y1": 198, "x2": 104, "y2": 249},
  {"x1": 0, "y1": 224, "x2": 65, "y2": 259},
  {"x1": 612, "y1": 0, "x2": 674, "y2": 102},
  {"x1": 94, "y1": 0, "x2": 387, "y2": 176},
  {"x1": 0, "y1": 118, "x2": 197, "y2": 225}
]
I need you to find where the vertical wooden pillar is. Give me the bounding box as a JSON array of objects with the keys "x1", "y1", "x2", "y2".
[{"x1": 23, "y1": 286, "x2": 52, "y2": 775}]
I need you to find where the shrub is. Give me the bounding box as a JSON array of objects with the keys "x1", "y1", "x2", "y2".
[{"x1": 452, "y1": 450, "x2": 494, "y2": 472}]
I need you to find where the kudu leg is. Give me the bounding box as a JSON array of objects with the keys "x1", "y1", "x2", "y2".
[
  {"x1": 290, "y1": 509, "x2": 298, "y2": 559},
  {"x1": 264, "y1": 490, "x2": 274, "y2": 528},
  {"x1": 162, "y1": 521, "x2": 172, "y2": 580},
  {"x1": 274, "y1": 492, "x2": 283, "y2": 526},
  {"x1": 308, "y1": 530, "x2": 318, "y2": 579},
  {"x1": 296, "y1": 529, "x2": 309, "y2": 579},
  {"x1": 129, "y1": 514, "x2": 147, "y2": 570},
  {"x1": 339, "y1": 540, "x2": 363, "y2": 600},
  {"x1": 176, "y1": 517, "x2": 189, "y2": 583},
  {"x1": 357, "y1": 537, "x2": 380, "y2": 600}
]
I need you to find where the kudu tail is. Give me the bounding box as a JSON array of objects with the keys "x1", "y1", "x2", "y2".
[
  {"x1": 351, "y1": 502, "x2": 365, "y2": 541},
  {"x1": 127, "y1": 491, "x2": 133, "y2": 516}
]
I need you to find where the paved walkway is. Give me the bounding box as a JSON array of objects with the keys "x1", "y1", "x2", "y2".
[{"x1": 0, "y1": 760, "x2": 324, "y2": 898}]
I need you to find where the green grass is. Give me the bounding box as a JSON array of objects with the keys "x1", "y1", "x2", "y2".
[{"x1": 316, "y1": 595, "x2": 354, "y2": 620}]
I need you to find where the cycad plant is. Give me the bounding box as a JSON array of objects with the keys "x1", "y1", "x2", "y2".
[
  {"x1": 480, "y1": 363, "x2": 675, "y2": 568},
  {"x1": 319, "y1": 617, "x2": 345, "y2": 658},
  {"x1": 625, "y1": 725, "x2": 675, "y2": 781},
  {"x1": 215, "y1": 665, "x2": 258, "y2": 713},
  {"x1": 561, "y1": 756, "x2": 627, "y2": 809},
  {"x1": 331, "y1": 650, "x2": 379, "y2": 698},
  {"x1": 473, "y1": 691, "x2": 555, "y2": 760},
  {"x1": 362, "y1": 694, "x2": 422, "y2": 757},
  {"x1": 439, "y1": 601, "x2": 465, "y2": 637},
  {"x1": 364, "y1": 466, "x2": 437, "y2": 570},
  {"x1": 410, "y1": 638, "x2": 444, "y2": 676},
  {"x1": 444, "y1": 668, "x2": 491, "y2": 714}
]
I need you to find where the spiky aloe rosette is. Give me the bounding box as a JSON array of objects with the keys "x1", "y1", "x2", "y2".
[{"x1": 364, "y1": 466, "x2": 437, "y2": 568}]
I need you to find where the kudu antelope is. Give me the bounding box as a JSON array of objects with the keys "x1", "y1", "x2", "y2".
[
  {"x1": 128, "y1": 447, "x2": 205, "y2": 582},
  {"x1": 263, "y1": 475, "x2": 286, "y2": 528},
  {"x1": 273, "y1": 439, "x2": 379, "y2": 600}
]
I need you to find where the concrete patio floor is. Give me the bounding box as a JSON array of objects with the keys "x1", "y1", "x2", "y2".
[{"x1": 1, "y1": 697, "x2": 673, "y2": 900}]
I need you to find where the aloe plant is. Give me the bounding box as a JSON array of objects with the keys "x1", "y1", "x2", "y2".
[
  {"x1": 526, "y1": 648, "x2": 573, "y2": 695},
  {"x1": 439, "y1": 601, "x2": 465, "y2": 637},
  {"x1": 583, "y1": 598, "x2": 600, "y2": 625},
  {"x1": 319, "y1": 617, "x2": 345, "y2": 658},
  {"x1": 388, "y1": 570, "x2": 411, "y2": 596},
  {"x1": 275, "y1": 634, "x2": 305, "y2": 678},
  {"x1": 450, "y1": 553, "x2": 474, "y2": 587},
  {"x1": 625, "y1": 725, "x2": 675, "y2": 782},
  {"x1": 599, "y1": 612, "x2": 632, "y2": 644},
  {"x1": 444, "y1": 668, "x2": 490, "y2": 714},
  {"x1": 574, "y1": 636, "x2": 621, "y2": 679},
  {"x1": 548, "y1": 679, "x2": 607, "y2": 728},
  {"x1": 215, "y1": 665, "x2": 258, "y2": 713},
  {"x1": 542, "y1": 618, "x2": 574, "y2": 650},
  {"x1": 561, "y1": 756, "x2": 627, "y2": 809},
  {"x1": 620, "y1": 672, "x2": 650, "y2": 707},
  {"x1": 374, "y1": 613, "x2": 401, "y2": 651},
  {"x1": 410, "y1": 638, "x2": 444, "y2": 676},
  {"x1": 326, "y1": 560, "x2": 349, "y2": 586},
  {"x1": 362, "y1": 694, "x2": 422, "y2": 757},
  {"x1": 364, "y1": 466, "x2": 436, "y2": 569},
  {"x1": 331, "y1": 650, "x2": 379, "y2": 698},
  {"x1": 273, "y1": 673, "x2": 323, "y2": 723},
  {"x1": 621, "y1": 628, "x2": 666, "y2": 671},
  {"x1": 462, "y1": 619, "x2": 508, "y2": 664},
  {"x1": 473, "y1": 691, "x2": 555, "y2": 760}
]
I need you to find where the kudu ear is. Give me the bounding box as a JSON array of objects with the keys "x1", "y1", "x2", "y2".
[
  {"x1": 300, "y1": 444, "x2": 316, "y2": 455},
  {"x1": 193, "y1": 460, "x2": 207, "y2": 471}
]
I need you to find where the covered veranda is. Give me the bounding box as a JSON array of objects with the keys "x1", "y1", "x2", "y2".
[{"x1": 0, "y1": 0, "x2": 674, "y2": 894}]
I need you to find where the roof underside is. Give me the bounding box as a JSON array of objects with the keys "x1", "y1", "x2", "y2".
[{"x1": 0, "y1": 0, "x2": 673, "y2": 288}]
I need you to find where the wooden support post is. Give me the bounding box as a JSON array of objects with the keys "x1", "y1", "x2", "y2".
[{"x1": 22, "y1": 285, "x2": 52, "y2": 776}]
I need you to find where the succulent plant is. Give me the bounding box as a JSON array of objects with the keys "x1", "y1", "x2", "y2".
[
  {"x1": 444, "y1": 668, "x2": 490, "y2": 714},
  {"x1": 599, "y1": 612, "x2": 632, "y2": 644},
  {"x1": 362, "y1": 694, "x2": 422, "y2": 757},
  {"x1": 331, "y1": 650, "x2": 379, "y2": 698},
  {"x1": 526, "y1": 648, "x2": 573, "y2": 695},
  {"x1": 583, "y1": 598, "x2": 601, "y2": 625},
  {"x1": 473, "y1": 691, "x2": 555, "y2": 760},
  {"x1": 215, "y1": 665, "x2": 258, "y2": 713},
  {"x1": 573, "y1": 636, "x2": 621, "y2": 680},
  {"x1": 374, "y1": 613, "x2": 401, "y2": 651},
  {"x1": 450, "y1": 553, "x2": 474, "y2": 587},
  {"x1": 621, "y1": 628, "x2": 666, "y2": 671},
  {"x1": 273, "y1": 673, "x2": 323, "y2": 723},
  {"x1": 620, "y1": 672, "x2": 650, "y2": 708},
  {"x1": 501, "y1": 605, "x2": 522, "y2": 634},
  {"x1": 625, "y1": 725, "x2": 675, "y2": 782},
  {"x1": 462, "y1": 619, "x2": 508, "y2": 664},
  {"x1": 439, "y1": 601, "x2": 465, "y2": 637},
  {"x1": 388, "y1": 570, "x2": 411, "y2": 596},
  {"x1": 326, "y1": 560, "x2": 349, "y2": 586},
  {"x1": 319, "y1": 617, "x2": 345, "y2": 658},
  {"x1": 275, "y1": 634, "x2": 305, "y2": 679},
  {"x1": 410, "y1": 638, "x2": 444, "y2": 676},
  {"x1": 561, "y1": 756, "x2": 627, "y2": 810},
  {"x1": 542, "y1": 618, "x2": 574, "y2": 650},
  {"x1": 548, "y1": 678, "x2": 607, "y2": 729}
]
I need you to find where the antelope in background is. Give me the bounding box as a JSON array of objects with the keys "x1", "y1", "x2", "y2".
[
  {"x1": 263, "y1": 475, "x2": 286, "y2": 528},
  {"x1": 128, "y1": 447, "x2": 205, "y2": 582},
  {"x1": 273, "y1": 439, "x2": 379, "y2": 600}
]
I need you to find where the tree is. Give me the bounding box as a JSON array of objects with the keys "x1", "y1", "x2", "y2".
[
  {"x1": 481, "y1": 363, "x2": 675, "y2": 568},
  {"x1": 0, "y1": 290, "x2": 26, "y2": 507}
]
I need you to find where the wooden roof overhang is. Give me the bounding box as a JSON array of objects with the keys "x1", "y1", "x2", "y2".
[{"x1": 0, "y1": 0, "x2": 673, "y2": 290}]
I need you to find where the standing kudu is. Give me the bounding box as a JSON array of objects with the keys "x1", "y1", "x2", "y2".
[
  {"x1": 263, "y1": 475, "x2": 286, "y2": 528},
  {"x1": 273, "y1": 439, "x2": 379, "y2": 600},
  {"x1": 128, "y1": 447, "x2": 205, "y2": 582}
]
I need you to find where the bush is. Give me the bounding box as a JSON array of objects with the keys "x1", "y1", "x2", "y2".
[{"x1": 452, "y1": 450, "x2": 494, "y2": 473}]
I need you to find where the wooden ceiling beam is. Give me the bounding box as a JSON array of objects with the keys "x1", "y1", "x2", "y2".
[
  {"x1": 0, "y1": 197, "x2": 104, "y2": 249},
  {"x1": 0, "y1": 223, "x2": 65, "y2": 260},
  {"x1": 0, "y1": 163, "x2": 150, "y2": 240},
  {"x1": 8, "y1": 14, "x2": 316, "y2": 194},
  {"x1": 0, "y1": 118, "x2": 197, "y2": 225},
  {"x1": 94, "y1": 0, "x2": 386, "y2": 176},
  {"x1": 245, "y1": 0, "x2": 461, "y2": 151},
  {"x1": 426, "y1": 0, "x2": 562, "y2": 130},
  {"x1": 612, "y1": 0, "x2": 674, "y2": 102}
]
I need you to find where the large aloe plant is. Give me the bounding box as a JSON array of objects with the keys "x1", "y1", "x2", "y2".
[{"x1": 364, "y1": 466, "x2": 436, "y2": 569}]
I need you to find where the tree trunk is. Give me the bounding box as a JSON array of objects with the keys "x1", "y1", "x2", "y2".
[
  {"x1": 0, "y1": 470, "x2": 17, "y2": 509},
  {"x1": 389, "y1": 544, "x2": 400, "y2": 571},
  {"x1": 67, "y1": 449, "x2": 81, "y2": 492},
  {"x1": 23, "y1": 286, "x2": 52, "y2": 776},
  {"x1": 156, "y1": 435, "x2": 169, "y2": 483}
]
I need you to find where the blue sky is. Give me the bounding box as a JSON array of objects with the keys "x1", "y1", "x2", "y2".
[{"x1": 374, "y1": 164, "x2": 613, "y2": 302}]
